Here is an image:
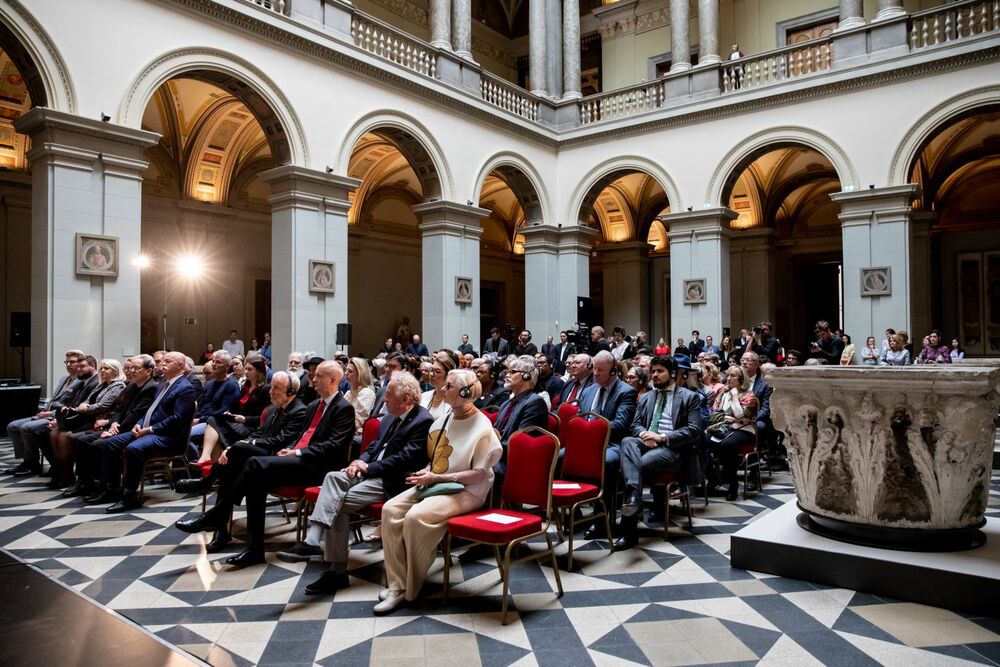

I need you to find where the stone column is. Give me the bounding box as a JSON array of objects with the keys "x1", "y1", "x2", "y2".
[
  {"x1": 729, "y1": 229, "x2": 775, "y2": 330},
  {"x1": 259, "y1": 166, "x2": 360, "y2": 364},
  {"x1": 529, "y1": 0, "x2": 548, "y2": 95},
  {"x1": 836, "y1": 0, "x2": 865, "y2": 30},
  {"x1": 412, "y1": 201, "x2": 486, "y2": 351},
  {"x1": 874, "y1": 0, "x2": 906, "y2": 22},
  {"x1": 557, "y1": 226, "x2": 598, "y2": 332},
  {"x1": 430, "y1": 0, "x2": 452, "y2": 50},
  {"x1": 598, "y1": 241, "x2": 652, "y2": 334},
  {"x1": 522, "y1": 226, "x2": 562, "y2": 339},
  {"x1": 452, "y1": 0, "x2": 472, "y2": 59},
  {"x1": 562, "y1": 0, "x2": 582, "y2": 100},
  {"x1": 669, "y1": 0, "x2": 691, "y2": 72},
  {"x1": 831, "y1": 185, "x2": 921, "y2": 350},
  {"x1": 545, "y1": 0, "x2": 564, "y2": 98},
  {"x1": 697, "y1": 0, "x2": 721, "y2": 66},
  {"x1": 14, "y1": 108, "x2": 158, "y2": 394},
  {"x1": 909, "y1": 212, "x2": 935, "y2": 345},
  {"x1": 664, "y1": 208, "x2": 736, "y2": 345}
]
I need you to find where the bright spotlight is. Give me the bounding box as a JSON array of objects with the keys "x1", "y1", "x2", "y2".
[
  {"x1": 175, "y1": 254, "x2": 205, "y2": 280},
  {"x1": 131, "y1": 254, "x2": 151, "y2": 269}
]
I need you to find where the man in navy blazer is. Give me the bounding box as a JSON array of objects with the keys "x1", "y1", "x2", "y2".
[
  {"x1": 278, "y1": 371, "x2": 433, "y2": 594},
  {"x1": 176, "y1": 360, "x2": 356, "y2": 567},
  {"x1": 493, "y1": 356, "x2": 549, "y2": 483},
  {"x1": 100, "y1": 351, "x2": 197, "y2": 513},
  {"x1": 579, "y1": 351, "x2": 637, "y2": 537},
  {"x1": 616, "y1": 355, "x2": 704, "y2": 549},
  {"x1": 559, "y1": 353, "x2": 593, "y2": 404}
]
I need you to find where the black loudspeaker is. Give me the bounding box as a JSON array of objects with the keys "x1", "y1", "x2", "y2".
[
  {"x1": 336, "y1": 323, "x2": 352, "y2": 346},
  {"x1": 576, "y1": 297, "x2": 593, "y2": 329},
  {"x1": 10, "y1": 312, "x2": 29, "y2": 348}
]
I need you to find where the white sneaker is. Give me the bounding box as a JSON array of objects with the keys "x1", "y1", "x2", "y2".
[
  {"x1": 373, "y1": 591, "x2": 406, "y2": 615},
  {"x1": 378, "y1": 588, "x2": 391, "y2": 601}
]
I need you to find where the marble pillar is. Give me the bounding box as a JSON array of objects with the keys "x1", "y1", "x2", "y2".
[
  {"x1": 836, "y1": 0, "x2": 865, "y2": 30},
  {"x1": 597, "y1": 241, "x2": 652, "y2": 335},
  {"x1": 669, "y1": 0, "x2": 691, "y2": 72},
  {"x1": 768, "y1": 365, "x2": 1000, "y2": 539},
  {"x1": 14, "y1": 108, "x2": 158, "y2": 394},
  {"x1": 259, "y1": 166, "x2": 360, "y2": 364},
  {"x1": 529, "y1": 0, "x2": 547, "y2": 95},
  {"x1": 562, "y1": 0, "x2": 582, "y2": 100},
  {"x1": 522, "y1": 226, "x2": 562, "y2": 339},
  {"x1": 430, "y1": 0, "x2": 452, "y2": 50},
  {"x1": 874, "y1": 0, "x2": 906, "y2": 22},
  {"x1": 556, "y1": 226, "x2": 597, "y2": 332},
  {"x1": 697, "y1": 0, "x2": 721, "y2": 66},
  {"x1": 545, "y1": 0, "x2": 564, "y2": 98},
  {"x1": 664, "y1": 208, "x2": 736, "y2": 345},
  {"x1": 452, "y1": 0, "x2": 472, "y2": 59},
  {"x1": 831, "y1": 185, "x2": 921, "y2": 352},
  {"x1": 413, "y1": 201, "x2": 486, "y2": 351}
]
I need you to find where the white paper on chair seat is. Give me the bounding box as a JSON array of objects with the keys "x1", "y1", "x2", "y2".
[
  {"x1": 476, "y1": 512, "x2": 523, "y2": 525},
  {"x1": 553, "y1": 483, "x2": 582, "y2": 489}
]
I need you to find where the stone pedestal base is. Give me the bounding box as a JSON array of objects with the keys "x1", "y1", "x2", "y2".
[{"x1": 731, "y1": 500, "x2": 1000, "y2": 616}]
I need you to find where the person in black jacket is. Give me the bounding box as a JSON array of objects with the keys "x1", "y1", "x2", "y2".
[
  {"x1": 278, "y1": 371, "x2": 433, "y2": 594},
  {"x1": 176, "y1": 360, "x2": 355, "y2": 566},
  {"x1": 492, "y1": 355, "x2": 549, "y2": 484},
  {"x1": 69, "y1": 355, "x2": 158, "y2": 500},
  {"x1": 472, "y1": 358, "x2": 509, "y2": 409}
]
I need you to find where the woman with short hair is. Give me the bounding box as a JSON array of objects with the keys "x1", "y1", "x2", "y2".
[
  {"x1": 420, "y1": 351, "x2": 456, "y2": 419},
  {"x1": 709, "y1": 366, "x2": 759, "y2": 501}
]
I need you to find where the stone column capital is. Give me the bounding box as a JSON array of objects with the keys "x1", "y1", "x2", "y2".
[
  {"x1": 662, "y1": 207, "x2": 737, "y2": 237},
  {"x1": 830, "y1": 184, "x2": 921, "y2": 226},
  {"x1": 594, "y1": 240, "x2": 653, "y2": 260},
  {"x1": 413, "y1": 200, "x2": 487, "y2": 237},
  {"x1": 555, "y1": 224, "x2": 599, "y2": 253},
  {"x1": 259, "y1": 165, "x2": 360, "y2": 213}
]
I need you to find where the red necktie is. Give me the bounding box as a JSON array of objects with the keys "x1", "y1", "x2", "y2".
[
  {"x1": 296, "y1": 400, "x2": 326, "y2": 449},
  {"x1": 568, "y1": 383, "x2": 579, "y2": 403}
]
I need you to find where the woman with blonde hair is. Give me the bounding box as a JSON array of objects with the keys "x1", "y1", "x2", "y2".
[
  {"x1": 346, "y1": 357, "x2": 376, "y2": 433},
  {"x1": 377, "y1": 368, "x2": 502, "y2": 615},
  {"x1": 700, "y1": 360, "x2": 725, "y2": 405},
  {"x1": 420, "y1": 351, "x2": 456, "y2": 419}
]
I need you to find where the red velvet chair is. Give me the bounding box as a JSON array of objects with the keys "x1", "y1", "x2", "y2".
[
  {"x1": 556, "y1": 400, "x2": 580, "y2": 435},
  {"x1": 545, "y1": 411, "x2": 560, "y2": 438},
  {"x1": 550, "y1": 412, "x2": 612, "y2": 569},
  {"x1": 442, "y1": 426, "x2": 563, "y2": 625},
  {"x1": 481, "y1": 405, "x2": 500, "y2": 425}
]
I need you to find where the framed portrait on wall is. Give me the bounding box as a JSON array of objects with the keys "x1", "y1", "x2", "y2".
[
  {"x1": 682, "y1": 278, "x2": 707, "y2": 305},
  {"x1": 76, "y1": 233, "x2": 118, "y2": 277},
  {"x1": 309, "y1": 260, "x2": 335, "y2": 294},
  {"x1": 860, "y1": 267, "x2": 891, "y2": 297},
  {"x1": 455, "y1": 276, "x2": 473, "y2": 304}
]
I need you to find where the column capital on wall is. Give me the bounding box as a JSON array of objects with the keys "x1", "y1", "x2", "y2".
[
  {"x1": 662, "y1": 207, "x2": 737, "y2": 238},
  {"x1": 16, "y1": 107, "x2": 159, "y2": 173},
  {"x1": 555, "y1": 224, "x2": 599, "y2": 254},
  {"x1": 413, "y1": 200, "x2": 487, "y2": 237},
  {"x1": 259, "y1": 165, "x2": 360, "y2": 212},
  {"x1": 830, "y1": 184, "x2": 921, "y2": 226},
  {"x1": 594, "y1": 240, "x2": 654, "y2": 261}
]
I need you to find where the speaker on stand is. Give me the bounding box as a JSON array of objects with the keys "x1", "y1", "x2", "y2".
[
  {"x1": 9, "y1": 312, "x2": 29, "y2": 383},
  {"x1": 336, "y1": 323, "x2": 352, "y2": 353}
]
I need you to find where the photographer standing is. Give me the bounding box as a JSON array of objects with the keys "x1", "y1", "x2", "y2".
[
  {"x1": 808, "y1": 320, "x2": 844, "y2": 364},
  {"x1": 750, "y1": 322, "x2": 780, "y2": 364}
]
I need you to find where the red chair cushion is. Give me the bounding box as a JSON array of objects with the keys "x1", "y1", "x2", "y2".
[
  {"x1": 551, "y1": 480, "x2": 600, "y2": 505},
  {"x1": 651, "y1": 472, "x2": 678, "y2": 485},
  {"x1": 272, "y1": 486, "x2": 306, "y2": 499},
  {"x1": 546, "y1": 412, "x2": 560, "y2": 437},
  {"x1": 481, "y1": 408, "x2": 499, "y2": 424},
  {"x1": 447, "y1": 510, "x2": 543, "y2": 543},
  {"x1": 303, "y1": 486, "x2": 320, "y2": 503},
  {"x1": 359, "y1": 417, "x2": 382, "y2": 455},
  {"x1": 359, "y1": 502, "x2": 384, "y2": 519},
  {"x1": 738, "y1": 443, "x2": 758, "y2": 456}
]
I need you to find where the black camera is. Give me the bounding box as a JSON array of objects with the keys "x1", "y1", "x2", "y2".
[{"x1": 752, "y1": 325, "x2": 763, "y2": 335}]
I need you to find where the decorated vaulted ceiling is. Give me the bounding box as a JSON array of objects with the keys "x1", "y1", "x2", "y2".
[
  {"x1": 0, "y1": 48, "x2": 31, "y2": 170},
  {"x1": 480, "y1": 173, "x2": 527, "y2": 254},
  {"x1": 347, "y1": 132, "x2": 422, "y2": 228},
  {"x1": 728, "y1": 146, "x2": 840, "y2": 237},
  {"x1": 141, "y1": 78, "x2": 272, "y2": 208},
  {"x1": 910, "y1": 109, "x2": 1000, "y2": 226},
  {"x1": 585, "y1": 172, "x2": 670, "y2": 249}
]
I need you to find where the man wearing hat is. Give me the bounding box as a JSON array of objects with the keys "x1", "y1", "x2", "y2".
[{"x1": 298, "y1": 356, "x2": 324, "y2": 404}]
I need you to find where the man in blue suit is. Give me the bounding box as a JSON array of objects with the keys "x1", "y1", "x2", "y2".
[
  {"x1": 98, "y1": 351, "x2": 197, "y2": 513},
  {"x1": 579, "y1": 351, "x2": 637, "y2": 538}
]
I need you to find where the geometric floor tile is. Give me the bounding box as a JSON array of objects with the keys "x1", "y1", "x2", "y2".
[{"x1": 851, "y1": 602, "x2": 1000, "y2": 648}]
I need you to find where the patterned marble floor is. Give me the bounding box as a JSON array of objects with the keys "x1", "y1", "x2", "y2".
[{"x1": 1, "y1": 442, "x2": 998, "y2": 667}]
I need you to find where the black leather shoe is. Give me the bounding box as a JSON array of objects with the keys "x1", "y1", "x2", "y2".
[
  {"x1": 175, "y1": 477, "x2": 208, "y2": 494},
  {"x1": 613, "y1": 534, "x2": 639, "y2": 551},
  {"x1": 11, "y1": 465, "x2": 41, "y2": 478},
  {"x1": 83, "y1": 488, "x2": 121, "y2": 505},
  {"x1": 276, "y1": 542, "x2": 323, "y2": 563},
  {"x1": 62, "y1": 480, "x2": 95, "y2": 498},
  {"x1": 205, "y1": 530, "x2": 231, "y2": 553},
  {"x1": 620, "y1": 491, "x2": 642, "y2": 518},
  {"x1": 725, "y1": 486, "x2": 739, "y2": 501},
  {"x1": 304, "y1": 571, "x2": 350, "y2": 595},
  {"x1": 175, "y1": 514, "x2": 220, "y2": 534},
  {"x1": 225, "y1": 548, "x2": 265, "y2": 568},
  {"x1": 106, "y1": 492, "x2": 142, "y2": 513},
  {"x1": 583, "y1": 527, "x2": 606, "y2": 540}
]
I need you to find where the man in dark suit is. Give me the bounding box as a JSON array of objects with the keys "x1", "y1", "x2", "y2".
[
  {"x1": 484, "y1": 327, "x2": 509, "y2": 357},
  {"x1": 457, "y1": 333, "x2": 474, "y2": 356},
  {"x1": 579, "y1": 351, "x2": 637, "y2": 538},
  {"x1": 540, "y1": 335, "x2": 555, "y2": 358},
  {"x1": 493, "y1": 356, "x2": 549, "y2": 484},
  {"x1": 370, "y1": 353, "x2": 405, "y2": 417},
  {"x1": 69, "y1": 354, "x2": 159, "y2": 500},
  {"x1": 559, "y1": 353, "x2": 593, "y2": 405},
  {"x1": 172, "y1": 370, "x2": 308, "y2": 551},
  {"x1": 552, "y1": 331, "x2": 576, "y2": 375},
  {"x1": 407, "y1": 334, "x2": 429, "y2": 357},
  {"x1": 98, "y1": 351, "x2": 197, "y2": 512},
  {"x1": 589, "y1": 326, "x2": 612, "y2": 356},
  {"x1": 278, "y1": 372, "x2": 433, "y2": 594},
  {"x1": 616, "y1": 355, "x2": 704, "y2": 549},
  {"x1": 688, "y1": 330, "x2": 706, "y2": 357},
  {"x1": 29, "y1": 355, "x2": 100, "y2": 477},
  {"x1": 176, "y1": 360, "x2": 355, "y2": 566},
  {"x1": 535, "y1": 354, "x2": 564, "y2": 402}
]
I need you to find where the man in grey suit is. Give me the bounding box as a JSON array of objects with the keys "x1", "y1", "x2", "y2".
[{"x1": 616, "y1": 355, "x2": 704, "y2": 549}]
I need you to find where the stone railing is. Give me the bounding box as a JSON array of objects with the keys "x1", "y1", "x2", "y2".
[
  {"x1": 578, "y1": 80, "x2": 666, "y2": 125},
  {"x1": 910, "y1": 0, "x2": 1000, "y2": 50},
  {"x1": 723, "y1": 37, "x2": 834, "y2": 93},
  {"x1": 350, "y1": 12, "x2": 437, "y2": 78},
  {"x1": 481, "y1": 72, "x2": 540, "y2": 122},
  {"x1": 242, "y1": 0, "x2": 286, "y2": 14}
]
